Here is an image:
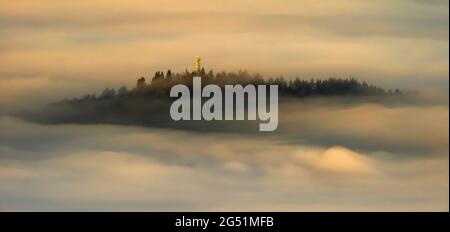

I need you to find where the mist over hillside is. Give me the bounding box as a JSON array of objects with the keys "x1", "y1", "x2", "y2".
[
  {"x1": 14, "y1": 67, "x2": 438, "y2": 154},
  {"x1": 15, "y1": 68, "x2": 415, "y2": 132}
]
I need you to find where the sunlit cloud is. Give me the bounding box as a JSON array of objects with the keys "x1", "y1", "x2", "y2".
[
  {"x1": 0, "y1": 105, "x2": 448, "y2": 211},
  {"x1": 0, "y1": 0, "x2": 448, "y2": 110}
]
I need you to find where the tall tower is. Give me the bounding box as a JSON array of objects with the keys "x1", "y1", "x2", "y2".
[{"x1": 195, "y1": 56, "x2": 201, "y2": 75}]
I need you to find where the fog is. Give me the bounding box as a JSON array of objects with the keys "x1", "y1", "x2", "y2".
[
  {"x1": 0, "y1": 0, "x2": 448, "y2": 211},
  {"x1": 0, "y1": 98, "x2": 447, "y2": 211}
]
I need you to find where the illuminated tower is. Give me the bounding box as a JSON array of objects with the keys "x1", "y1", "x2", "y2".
[{"x1": 195, "y1": 56, "x2": 201, "y2": 75}]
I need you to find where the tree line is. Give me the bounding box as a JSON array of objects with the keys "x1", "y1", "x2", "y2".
[{"x1": 68, "y1": 69, "x2": 404, "y2": 102}]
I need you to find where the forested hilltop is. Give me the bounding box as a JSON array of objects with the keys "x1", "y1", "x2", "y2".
[
  {"x1": 17, "y1": 68, "x2": 415, "y2": 132},
  {"x1": 64, "y1": 69, "x2": 404, "y2": 103}
]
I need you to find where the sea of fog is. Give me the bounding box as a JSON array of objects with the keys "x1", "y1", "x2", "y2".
[{"x1": 0, "y1": 97, "x2": 448, "y2": 211}]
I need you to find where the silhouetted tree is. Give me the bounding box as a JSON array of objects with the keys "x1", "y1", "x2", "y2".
[
  {"x1": 117, "y1": 86, "x2": 129, "y2": 97},
  {"x1": 99, "y1": 88, "x2": 116, "y2": 99},
  {"x1": 69, "y1": 68, "x2": 402, "y2": 102}
]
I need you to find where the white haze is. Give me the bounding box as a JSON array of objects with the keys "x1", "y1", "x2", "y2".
[{"x1": 0, "y1": 100, "x2": 447, "y2": 211}]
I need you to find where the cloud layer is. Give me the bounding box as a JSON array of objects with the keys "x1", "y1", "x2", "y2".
[
  {"x1": 0, "y1": 99, "x2": 448, "y2": 211},
  {"x1": 0, "y1": 0, "x2": 448, "y2": 110}
]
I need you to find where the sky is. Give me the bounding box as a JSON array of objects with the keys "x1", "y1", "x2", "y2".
[{"x1": 0, "y1": 0, "x2": 448, "y2": 110}]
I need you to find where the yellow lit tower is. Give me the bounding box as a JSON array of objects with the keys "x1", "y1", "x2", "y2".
[{"x1": 195, "y1": 56, "x2": 201, "y2": 75}]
